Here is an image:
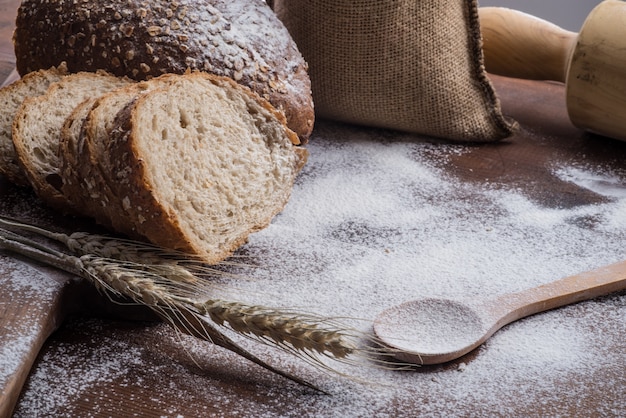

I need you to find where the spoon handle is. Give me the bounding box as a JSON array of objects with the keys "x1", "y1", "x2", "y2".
[{"x1": 491, "y1": 259, "x2": 626, "y2": 328}]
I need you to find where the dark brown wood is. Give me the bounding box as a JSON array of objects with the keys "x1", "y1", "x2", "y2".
[
  {"x1": 0, "y1": 262, "x2": 71, "y2": 418},
  {"x1": 448, "y1": 77, "x2": 626, "y2": 208}
]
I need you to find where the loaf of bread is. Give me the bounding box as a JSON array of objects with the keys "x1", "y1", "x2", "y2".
[
  {"x1": 11, "y1": 71, "x2": 132, "y2": 210},
  {"x1": 0, "y1": 64, "x2": 67, "y2": 186},
  {"x1": 79, "y1": 72, "x2": 306, "y2": 263},
  {"x1": 12, "y1": 0, "x2": 315, "y2": 142}
]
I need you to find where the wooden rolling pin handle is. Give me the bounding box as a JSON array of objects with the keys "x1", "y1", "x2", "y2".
[{"x1": 479, "y1": 7, "x2": 579, "y2": 83}]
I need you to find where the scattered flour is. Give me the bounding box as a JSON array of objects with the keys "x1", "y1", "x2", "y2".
[
  {"x1": 0, "y1": 258, "x2": 65, "y2": 374},
  {"x1": 8, "y1": 121, "x2": 626, "y2": 416}
]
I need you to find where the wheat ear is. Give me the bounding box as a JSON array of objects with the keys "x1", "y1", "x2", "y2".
[
  {"x1": 0, "y1": 218, "x2": 359, "y2": 357},
  {"x1": 0, "y1": 217, "x2": 208, "y2": 283},
  {"x1": 0, "y1": 218, "x2": 360, "y2": 349},
  {"x1": 196, "y1": 300, "x2": 355, "y2": 359},
  {"x1": 78, "y1": 256, "x2": 358, "y2": 363}
]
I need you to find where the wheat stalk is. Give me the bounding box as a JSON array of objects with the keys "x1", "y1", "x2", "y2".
[{"x1": 0, "y1": 218, "x2": 385, "y2": 390}]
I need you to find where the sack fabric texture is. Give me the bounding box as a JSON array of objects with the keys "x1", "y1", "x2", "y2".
[{"x1": 272, "y1": 0, "x2": 516, "y2": 142}]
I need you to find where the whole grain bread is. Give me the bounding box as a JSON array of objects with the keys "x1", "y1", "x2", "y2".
[
  {"x1": 13, "y1": 0, "x2": 314, "y2": 142},
  {"x1": 0, "y1": 64, "x2": 67, "y2": 185},
  {"x1": 97, "y1": 72, "x2": 305, "y2": 263},
  {"x1": 11, "y1": 71, "x2": 132, "y2": 210}
]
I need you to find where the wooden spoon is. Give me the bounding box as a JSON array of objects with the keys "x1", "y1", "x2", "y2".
[{"x1": 374, "y1": 259, "x2": 626, "y2": 365}]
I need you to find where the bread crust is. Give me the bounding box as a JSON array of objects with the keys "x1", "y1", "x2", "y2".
[{"x1": 13, "y1": 0, "x2": 314, "y2": 142}]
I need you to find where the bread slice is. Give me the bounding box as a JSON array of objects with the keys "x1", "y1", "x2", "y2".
[
  {"x1": 101, "y1": 72, "x2": 306, "y2": 263},
  {"x1": 59, "y1": 97, "x2": 107, "y2": 217},
  {"x1": 0, "y1": 64, "x2": 67, "y2": 185},
  {"x1": 11, "y1": 71, "x2": 132, "y2": 210},
  {"x1": 59, "y1": 98, "x2": 97, "y2": 196},
  {"x1": 60, "y1": 77, "x2": 176, "y2": 228}
]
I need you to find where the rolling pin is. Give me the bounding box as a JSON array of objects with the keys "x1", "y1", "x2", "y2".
[{"x1": 479, "y1": 0, "x2": 626, "y2": 142}]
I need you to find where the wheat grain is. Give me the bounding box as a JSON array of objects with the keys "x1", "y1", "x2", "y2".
[
  {"x1": 75, "y1": 252, "x2": 358, "y2": 360},
  {"x1": 0, "y1": 231, "x2": 326, "y2": 390}
]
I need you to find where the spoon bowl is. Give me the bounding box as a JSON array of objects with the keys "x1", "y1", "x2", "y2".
[
  {"x1": 374, "y1": 259, "x2": 626, "y2": 365},
  {"x1": 375, "y1": 298, "x2": 486, "y2": 364}
]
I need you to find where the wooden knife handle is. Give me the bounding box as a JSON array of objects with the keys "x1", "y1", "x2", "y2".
[{"x1": 479, "y1": 7, "x2": 578, "y2": 83}]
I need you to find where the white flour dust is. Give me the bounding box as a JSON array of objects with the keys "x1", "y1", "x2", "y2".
[{"x1": 9, "y1": 122, "x2": 626, "y2": 416}]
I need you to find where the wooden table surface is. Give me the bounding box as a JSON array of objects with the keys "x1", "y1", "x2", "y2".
[{"x1": 1, "y1": 1, "x2": 625, "y2": 417}]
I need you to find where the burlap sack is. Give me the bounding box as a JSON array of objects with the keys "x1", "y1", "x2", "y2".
[{"x1": 272, "y1": 0, "x2": 516, "y2": 142}]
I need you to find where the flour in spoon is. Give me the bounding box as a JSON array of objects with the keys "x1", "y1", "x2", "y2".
[{"x1": 375, "y1": 299, "x2": 486, "y2": 355}]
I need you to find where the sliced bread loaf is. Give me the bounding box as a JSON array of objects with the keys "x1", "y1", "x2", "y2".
[
  {"x1": 100, "y1": 72, "x2": 305, "y2": 263},
  {"x1": 0, "y1": 64, "x2": 67, "y2": 185},
  {"x1": 13, "y1": 0, "x2": 315, "y2": 142},
  {"x1": 11, "y1": 71, "x2": 132, "y2": 210}
]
